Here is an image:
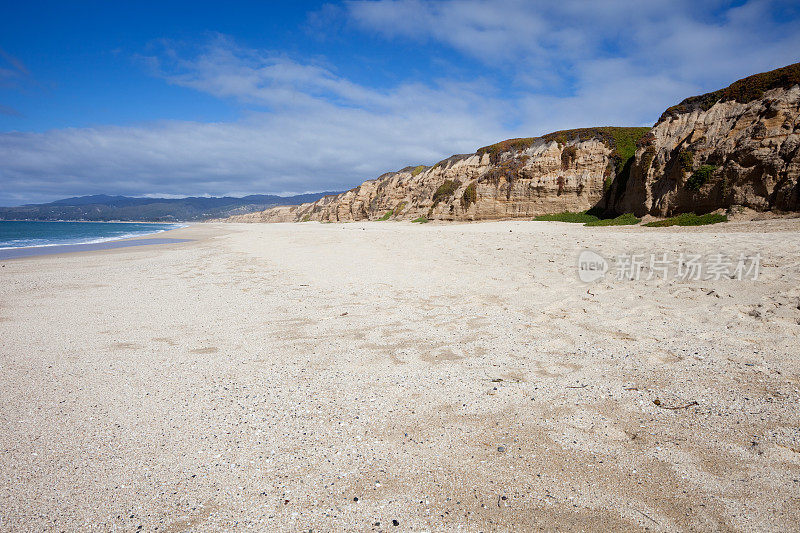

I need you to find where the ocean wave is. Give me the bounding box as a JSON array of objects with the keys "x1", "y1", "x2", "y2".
[{"x1": 0, "y1": 223, "x2": 187, "y2": 250}]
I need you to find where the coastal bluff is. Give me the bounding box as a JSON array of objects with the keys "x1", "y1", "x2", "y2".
[
  {"x1": 227, "y1": 63, "x2": 800, "y2": 223},
  {"x1": 227, "y1": 127, "x2": 649, "y2": 223},
  {"x1": 607, "y1": 62, "x2": 800, "y2": 216}
]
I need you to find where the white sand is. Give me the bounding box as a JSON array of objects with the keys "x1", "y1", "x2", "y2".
[{"x1": 1, "y1": 220, "x2": 799, "y2": 531}]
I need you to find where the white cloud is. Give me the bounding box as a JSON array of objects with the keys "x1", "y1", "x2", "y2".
[
  {"x1": 1, "y1": 1, "x2": 798, "y2": 205},
  {"x1": 0, "y1": 38, "x2": 512, "y2": 205},
  {"x1": 340, "y1": 0, "x2": 800, "y2": 134},
  {"x1": 347, "y1": 0, "x2": 800, "y2": 93}
]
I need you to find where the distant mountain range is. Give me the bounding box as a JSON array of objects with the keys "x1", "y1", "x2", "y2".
[{"x1": 0, "y1": 193, "x2": 341, "y2": 222}]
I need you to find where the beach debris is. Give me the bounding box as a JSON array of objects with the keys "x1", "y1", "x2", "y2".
[
  {"x1": 392, "y1": 519, "x2": 399, "y2": 526},
  {"x1": 490, "y1": 378, "x2": 503, "y2": 383},
  {"x1": 636, "y1": 508, "x2": 659, "y2": 526},
  {"x1": 751, "y1": 440, "x2": 764, "y2": 455},
  {"x1": 497, "y1": 445, "x2": 506, "y2": 453},
  {"x1": 653, "y1": 399, "x2": 698, "y2": 410},
  {"x1": 565, "y1": 384, "x2": 587, "y2": 389},
  {"x1": 341, "y1": 312, "x2": 348, "y2": 316}
]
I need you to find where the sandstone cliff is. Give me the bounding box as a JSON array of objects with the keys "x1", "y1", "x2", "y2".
[
  {"x1": 607, "y1": 63, "x2": 800, "y2": 216},
  {"x1": 228, "y1": 127, "x2": 649, "y2": 223},
  {"x1": 228, "y1": 62, "x2": 800, "y2": 224}
]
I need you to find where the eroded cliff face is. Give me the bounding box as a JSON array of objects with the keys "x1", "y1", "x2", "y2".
[
  {"x1": 229, "y1": 63, "x2": 800, "y2": 224},
  {"x1": 229, "y1": 128, "x2": 647, "y2": 223},
  {"x1": 609, "y1": 66, "x2": 800, "y2": 216}
]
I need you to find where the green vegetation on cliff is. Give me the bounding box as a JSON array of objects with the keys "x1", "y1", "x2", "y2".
[
  {"x1": 661, "y1": 62, "x2": 800, "y2": 121},
  {"x1": 686, "y1": 165, "x2": 718, "y2": 190},
  {"x1": 432, "y1": 179, "x2": 461, "y2": 205},
  {"x1": 679, "y1": 150, "x2": 695, "y2": 172},
  {"x1": 476, "y1": 127, "x2": 650, "y2": 174},
  {"x1": 411, "y1": 165, "x2": 426, "y2": 176},
  {"x1": 461, "y1": 182, "x2": 477, "y2": 209}
]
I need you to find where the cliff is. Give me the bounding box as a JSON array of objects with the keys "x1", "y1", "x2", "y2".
[
  {"x1": 228, "y1": 62, "x2": 800, "y2": 223},
  {"x1": 227, "y1": 127, "x2": 650, "y2": 223},
  {"x1": 607, "y1": 63, "x2": 800, "y2": 216}
]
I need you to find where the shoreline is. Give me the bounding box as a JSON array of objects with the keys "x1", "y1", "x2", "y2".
[
  {"x1": 0, "y1": 237, "x2": 193, "y2": 260},
  {"x1": 0, "y1": 221, "x2": 190, "y2": 259}
]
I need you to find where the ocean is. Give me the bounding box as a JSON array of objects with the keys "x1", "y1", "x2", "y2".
[{"x1": 0, "y1": 221, "x2": 185, "y2": 250}]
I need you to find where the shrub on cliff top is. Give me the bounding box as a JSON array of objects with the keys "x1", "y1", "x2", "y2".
[
  {"x1": 411, "y1": 165, "x2": 426, "y2": 176},
  {"x1": 606, "y1": 127, "x2": 651, "y2": 175},
  {"x1": 476, "y1": 127, "x2": 650, "y2": 167},
  {"x1": 477, "y1": 127, "x2": 649, "y2": 177},
  {"x1": 476, "y1": 138, "x2": 538, "y2": 164},
  {"x1": 660, "y1": 62, "x2": 800, "y2": 121}
]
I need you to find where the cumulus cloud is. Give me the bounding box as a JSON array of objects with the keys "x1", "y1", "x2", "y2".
[
  {"x1": 347, "y1": 0, "x2": 800, "y2": 82},
  {"x1": 1, "y1": 1, "x2": 798, "y2": 205},
  {"x1": 346, "y1": 0, "x2": 800, "y2": 127},
  {"x1": 0, "y1": 37, "x2": 511, "y2": 205}
]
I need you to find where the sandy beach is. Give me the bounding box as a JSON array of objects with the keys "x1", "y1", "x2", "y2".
[{"x1": 1, "y1": 220, "x2": 799, "y2": 531}]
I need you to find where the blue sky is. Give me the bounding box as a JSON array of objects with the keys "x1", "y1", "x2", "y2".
[{"x1": 1, "y1": 0, "x2": 799, "y2": 205}]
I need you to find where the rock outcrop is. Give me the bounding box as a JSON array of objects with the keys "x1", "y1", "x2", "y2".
[
  {"x1": 227, "y1": 128, "x2": 649, "y2": 222},
  {"x1": 228, "y1": 62, "x2": 800, "y2": 223},
  {"x1": 607, "y1": 63, "x2": 800, "y2": 216}
]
